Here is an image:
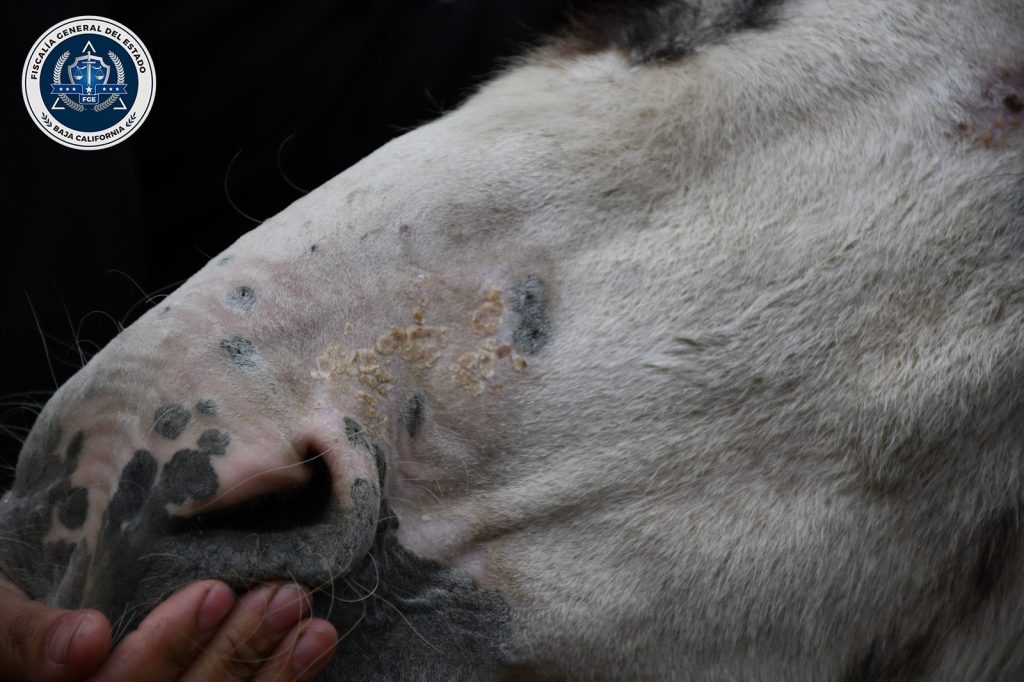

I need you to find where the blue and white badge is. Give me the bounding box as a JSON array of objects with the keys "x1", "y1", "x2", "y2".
[{"x1": 23, "y1": 16, "x2": 156, "y2": 150}]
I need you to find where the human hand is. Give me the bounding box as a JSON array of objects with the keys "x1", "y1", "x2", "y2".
[{"x1": 0, "y1": 575, "x2": 337, "y2": 681}]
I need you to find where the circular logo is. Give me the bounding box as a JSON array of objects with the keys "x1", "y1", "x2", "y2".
[{"x1": 22, "y1": 16, "x2": 156, "y2": 150}]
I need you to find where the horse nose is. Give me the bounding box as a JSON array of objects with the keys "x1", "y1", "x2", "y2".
[
  {"x1": 150, "y1": 426, "x2": 383, "y2": 579},
  {"x1": 80, "y1": 423, "x2": 382, "y2": 635}
]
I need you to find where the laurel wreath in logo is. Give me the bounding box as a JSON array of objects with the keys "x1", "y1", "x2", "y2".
[
  {"x1": 93, "y1": 51, "x2": 126, "y2": 112},
  {"x1": 53, "y1": 51, "x2": 84, "y2": 112}
]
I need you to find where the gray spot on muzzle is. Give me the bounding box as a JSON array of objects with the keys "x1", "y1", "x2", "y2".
[
  {"x1": 160, "y1": 449, "x2": 219, "y2": 505},
  {"x1": 57, "y1": 488, "x2": 89, "y2": 529},
  {"x1": 108, "y1": 450, "x2": 158, "y2": 528},
  {"x1": 225, "y1": 286, "x2": 256, "y2": 312},
  {"x1": 197, "y1": 429, "x2": 230, "y2": 457},
  {"x1": 220, "y1": 335, "x2": 260, "y2": 370},
  {"x1": 154, "y1": 404, "x2": 191, "y2": 440},
  {"x1": 195, "y1": 399, "x2": 218, "y2": 416}
]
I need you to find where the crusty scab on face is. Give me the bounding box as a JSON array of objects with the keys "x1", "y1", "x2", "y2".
[{"x1": 561, "y1": 0, "x2": 782, "y2": 62}]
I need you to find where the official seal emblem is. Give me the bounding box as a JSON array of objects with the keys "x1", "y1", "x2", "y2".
[{"x1": 22, "y1": 16, "x2": 156, "y2": 150}]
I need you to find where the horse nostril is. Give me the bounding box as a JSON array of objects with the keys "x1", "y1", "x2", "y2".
[
  {"x1": 86, "y1": 445, "x2": 380, "y2": 644},
  {"x1": 151, "y1": 440, "x2": 381, "y2": 588},
  {"x1": 169, "y1": 450, "x2": 334, "y2": 535}
]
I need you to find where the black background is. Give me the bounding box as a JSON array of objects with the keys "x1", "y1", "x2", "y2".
[{"x1": 1, "y1": 1, "x2": 579, "y2": 489}]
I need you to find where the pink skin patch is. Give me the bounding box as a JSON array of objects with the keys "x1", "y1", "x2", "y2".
[{"x1": 959, "y1": 66, "x2": 1024, "y2": 148}]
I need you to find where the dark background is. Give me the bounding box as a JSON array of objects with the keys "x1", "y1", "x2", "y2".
[{"x1": 1, "y1": 1, "x2": 580, "y2": 489}]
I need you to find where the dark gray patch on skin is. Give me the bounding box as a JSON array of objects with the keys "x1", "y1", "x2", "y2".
[
  {"x1": 197, "y1": 429, "x2": 231, "y2": 457},
  {"x1": 153, "y1": 404, "x2": 191, "y2": 440},
  {"x1": 195, "y1": 399, "x2": 217, "y2": 416},
  {"x1": 564, "y1": 0, "x2": 782, "y2": 63},
  {"x1": 511, "y1": 276, "x2": 551, "y2": 355},
  {"x1": 345, "y1": 417, "x2": 387, "y2": 487},
  {"x1": 402, "y1": 393, "x2": 425, "y2": 438},
  {"x1": 317, "y1": 501, "x2": 513, "y2": 681},
  {"x1": 47, "y1": 483, "x2": 70, "y2": 508},
  {"x1": 58, "y1": 487, "x2": 89, "y2": 529},
  {"x1": 310, "y1": 244, "x2": 318, "y2": 253},
  {"x1": 218, "y1": 255, "x2": 233, "y2": 265},
  {"x1": 107, "y1": 450, "x2": 158, "y2": 528},
  {"x1": 220, "y1": 336, "x2": 259, "y2": 370},
  {"x1": 844, "y1": 504, "x2": 1023, "y2": 681},
  {"x1": 225, "y1": 286, "x2": 256, "y2": 312},
  {"x1": 160, "y1": 449, "x2": 219, "y2": 504}
]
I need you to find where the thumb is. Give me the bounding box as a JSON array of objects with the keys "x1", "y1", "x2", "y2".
[{"x1": 0, "y1": 576, "x2": 111, "y2": 682}]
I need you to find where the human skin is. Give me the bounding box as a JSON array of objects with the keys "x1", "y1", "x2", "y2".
[{"x1": 0, "y1": 574, "x2": 338, "y2": 682}]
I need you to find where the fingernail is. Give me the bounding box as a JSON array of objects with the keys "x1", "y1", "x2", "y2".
[
  {"x1": 266, "y1": 584, "x2": 309, "y2": 631},
  {"x1": 197, "y1": 583, "x2": 235, "y2": 632},
  {"x1": 45, "y1": 612, "x2": 86, "y2": 664},
  {"x1": 291, "y1": 627, "x2": 336, "y2": 675}
]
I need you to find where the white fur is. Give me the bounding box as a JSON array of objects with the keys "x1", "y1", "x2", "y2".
[{"x1": 13, "y1": 0, "x2": 1024, "y2": 678}]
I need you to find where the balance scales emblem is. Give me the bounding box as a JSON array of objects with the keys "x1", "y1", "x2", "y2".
[{"x1": 50, "y1": 41, "x2": 128, "y2": 112}]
